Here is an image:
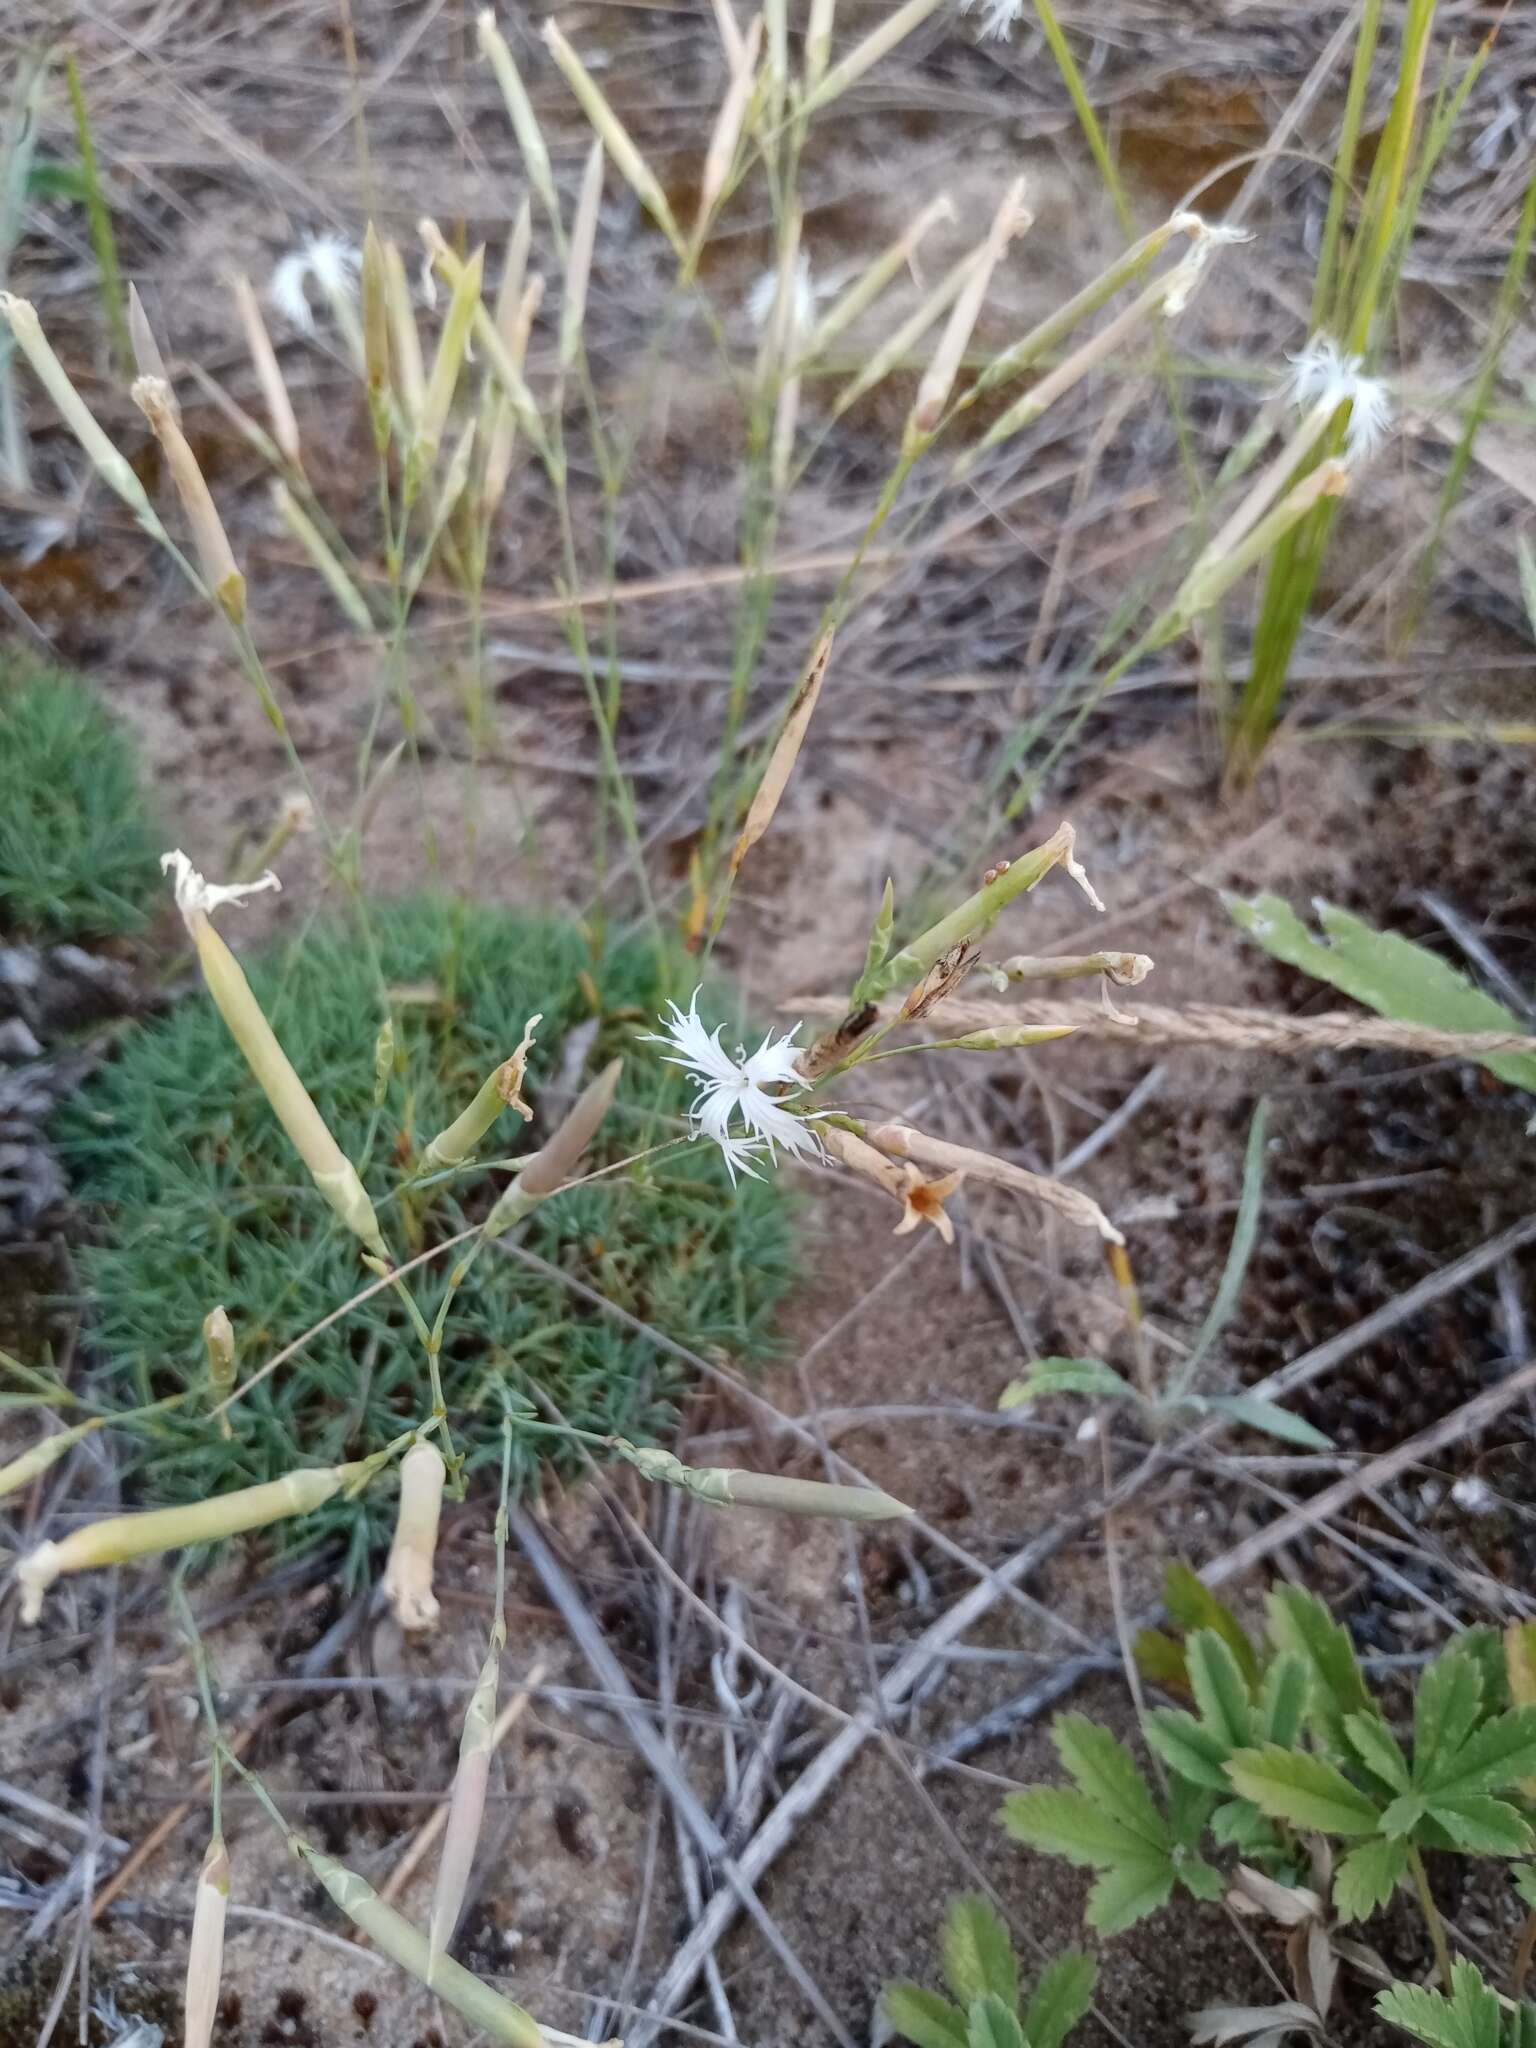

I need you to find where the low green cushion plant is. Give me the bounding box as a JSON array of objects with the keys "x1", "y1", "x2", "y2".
[
  {"x1": 0, "y1": 658, "x2": 161, "y2": 939},
  {"x1": 57, "y1": 898, "x2": 793, "y2": 1562}
]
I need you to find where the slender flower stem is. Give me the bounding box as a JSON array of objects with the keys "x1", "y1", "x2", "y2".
[{"x1": 1407, "y1": 1845, "x2": 1454, "y2": 1989}]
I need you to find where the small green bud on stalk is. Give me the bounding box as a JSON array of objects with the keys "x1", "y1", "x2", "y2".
[
  {"x1": 421, "y1": 1016, "x2": 540, "y2": 1176},
  {"x1": 372, "y1": 1014, "x2": 396, "y2": 1106},
  {"x1": 541, "y1": 20, "x2": 684, "y2": 256},
  {"x1": 612, "y1": 1440, "x2": 911, "y2": 1521},
  {"x1": 0, "y1": 1415, "x2": 106, "y2": 1503},
  {"x1": 940, "y1": 1024, "x2": 1078, "y2": 1050},
  {"x1": 132, "y1": 376, "x2": 246, "y2": 621},
  {"x1": 161, "y1": 851, "x2": 388, "y2": 1257},
  {"x1": 203, "y1": 1305, "x2": 236, "y2": 1437},
  {"x1": 0, "y1": 293, "x2": 168, "y2": 537},
  {"x1": 229, "y1": 271, "x2": 303, "y2": 468},
  {"x1": 17, "y1": 1460, "x2": 368, "y2": 1622},
  {"x1": 272, "y1": 481, "x2": 374, "y2": 632},
  {"x1": 382, "y1": 1440, "x2": 446, "y2": 1633},
  {"x1": 184, "y1": 1834, "x2": 230, "y2": 2048},
  {"x1": 477, "y1": 11, "x2": 560, "y2": 230}
]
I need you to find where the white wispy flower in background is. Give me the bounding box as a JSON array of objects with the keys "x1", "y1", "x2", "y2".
[
  {"x1": 1287, "y1": 335, "x2": 1393, "y2": 462},
  {"x1": 269, "y1": 234, "x2": 361, "y2": 335},
  {"x1": 746, "y1": 251, "x2": 819, "y2": 338},
  {"x1": 645, "y1": 991, "x2": 821, "y2": 1182},
  {"x1": 959, "y1": 0, "x2": 1025, "y2": 39}
]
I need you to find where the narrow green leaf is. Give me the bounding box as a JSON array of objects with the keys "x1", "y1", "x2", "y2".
[
  {"x1": 1264, "y1": 1585, "x2": 1372, "y2": 1749},
  {"x1": 1143, "y1": 1710, "x2": 1232, "y2": 1791},
  {"x1": 1422, "y1": 1705, "x2": 1536, "y2": 1801},
  {"x1": 967, "y1": 1993, "x2": 1025, "y2": 2048},
  {"x1": 884, "y1": 1984, "x2": 970, "y2": 2048},
  {"x1": 1188, "y1": 1629, "x2": 1254, "y2": 1749},
  {"x1": 1427, "y1": 1795, "x2": 1534, "y2": 1858},
  {"x1": 998, "y1": 1789, "x2": 1148, "y2": 1867},
  {"x1": 1085, "y1": 1856, "x2": 1175, "y2": 1935},
  {"x1": 999, "y1": 1358, "x2": 1135, "y2": 1409},
  {"x1": 1021, "y1": 1952, "x2": 1096, "y2": 2048},
  {"x1": 1333, "y1": 1837, "x2": 1408, "y2": 1922},
  {"x1": 1258, "y1": 1654, "x2": 1309, "y2": 1749},
  {"x1": 1413, "y1": 1650, "x2": 1485, "y2": 1790},
  {"x1": 1053, "y1": 1715, "x2": 1168, "y2": 1848},
  {"x1": 1165, "y1": 1566, "x2": 1261, "y2": 1693},
  {"x1": 1182, "y1": 1393, "x2": 1334, "y2": 1452},
  {"x1": 1225, "y1": 1745, "x2": 1383, "y2": 1837},
  {"x1": 1168, "y1": 1100, "x2": 1268, "y2": 1397},
  {"x1": 941, "y1": 1896, "x2": 1018, "y2": 2010},
  {"x1": 1345, "y1": 1712, "x2": 1411, "y2": 1794}
]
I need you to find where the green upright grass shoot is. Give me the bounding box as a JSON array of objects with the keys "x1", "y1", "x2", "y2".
[{"x1": 63, "y1": 50, "x2": 130, "y2": 370}]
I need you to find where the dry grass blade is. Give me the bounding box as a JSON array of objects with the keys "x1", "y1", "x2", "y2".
[{"x1": 728, "y1": 627, "x2": 833, "y2": 879}]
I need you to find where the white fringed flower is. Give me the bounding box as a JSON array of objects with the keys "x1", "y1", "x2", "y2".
[
  {"x1": 645, "y1": 991, "x2": 821, "y2": 1182},
  {"x1": 959, "y1": 0, "x2": 1025, "y2": 39},
  {"x1": 269, "y1": 234, "x2": 361, "y2": 335},
  {"x1": 1286, "y1": 335, "x2": 1393, "y2": 462},
  {"x1": 746, "y1": 252, "x2": 818, "y2": 338},
  {"x1": 1160, "y1": 215, "x2": 1254, "y2": 316},
  {"x1": 161, "y1": 848, "x2": 280, "y2": 921}
]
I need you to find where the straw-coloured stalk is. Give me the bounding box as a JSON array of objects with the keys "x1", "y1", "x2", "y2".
[
  {"x1": 0, "y1": 293, "x2": 166, "y2": 535},
  {"x1": 382, "y1": 1439, "x2": 446, "y2": 1634},
  {"x1": 132, "y1": 376, "x2": 245, "y2": 621},
  {"x1": 804, "y1": 0, "x2": 835, "y2": 94},
  {"x1": 17, "y1": 1459, "x2": 370, "y2": 1622},
  {"x1": 420, "y1": 1015, "x2": 540, "y2": 1176},
  {"x1": 0, "y1": 1415, "x2": 106, "y2": 1502},
  {"x1": 382, "y1": 239, "x2": 426, "y2": 430},
  {"x1": 127, "y1": 284, "x2": 172, "y2": 389},
  {"x1": 1173, "y1": 460, "x2": 1350, "y2": 623},
  {"x1": 541, "y1": 21, "x2": 684, "y2": 256},
  {"x1": 820, "y1": 1123, "x2": 963, "y2": 1243},
  {"x1": 203, "y1": 1305, "x2": 235, "y2": 1436},
  {"x1": 490, "y1": 1056, "x2": 623, "y2": 1219},
  {"x1": 695, "y1": 16, "x2": 764, "y2": 247},
  {"x1": 421, "y1": 223, "x2": 547, "y2": 456},
  {"x1": 985, "y1": 950, "x2": 1153, "y2": 989},
  {"x1": 729, "y1": 628, "x2": 832, "y2": 879},
  {"x1": 183, "y1": 1833, "x2": 229, "y2": 2048},
  {"x1": 477, "y1": 11, "x2": 559, "y2": 229},
  {"x1": 867, "y1": 1121, "x2": 1123, "y2": 1243},
  {"x1": 830, "y1": 243, "x2": 985, "y2": 421},
  {"x1": 911, "y1": 176, "x2": 1030, "y2": 436},
  {"x1": 799, "y1": 0, "x2": 947, "y2": 114},
  {"x1": 272, "y1": 482, "x2": 374, "y2": 632},
  {"x1": 230, "y1": 271, "x2": 302, "y2": 467},
  {"x1": 161, "y1": 851, "x2": 387, "y2": 1257},
  {"x1": 797, "y1": 195, "x2": 952, "y2": 370},
  {"x1": 560, "y1": 141, "x2": 604, "y2": 371},
  {"x1": 414, "y1": 243, "x2": 484, "y2": 484},
  {"x1": 480, "y1": 273, "x2": 543, "y2": 521},
  {"x1": 612, "y1": 1439, "x2": 912, "y2": 1520}
]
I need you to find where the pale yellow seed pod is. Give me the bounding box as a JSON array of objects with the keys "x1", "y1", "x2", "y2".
[
  {"x1": 0, "y1": 1416, "x2": 106, "y2": 1503},
  {"x1": 360, "y1": 224, "x2": 391, "y2": 402},
  {"x1": 561, "y1": 141, "x2": 604, "y2": 371},
  {"x1": 911, "y1": 176, "x2": 1030, "y2": 436},
  {"x1": 383, "y1": 1440, "x2": 446, "y2": 1633},
  {"x1": 132, "y1": 376, "x2": 246, "y2": 622},
  {"x1": 184, "y1": 1834, "x2": 230, "y2": 2048},
  {"x1": 429, "y1": 1639, "x2": 500, "y2": 1978},
  {"x1": 541, "y1": 20, "x2": 683, "y2": 253},
  {"x1": 230, "y1": 271, "x2": 302, "y2": 467},
  {"x1": 417, "y1": 245, "x2": 485, "y2": 474},
  {"x1": 831, "y1": 244, "x2": 985, "y2": 421}
]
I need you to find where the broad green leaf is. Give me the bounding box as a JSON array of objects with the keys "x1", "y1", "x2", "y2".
[
  {"x1": 1265, "y1": 1585, "x2": 1372, "y2": 1749},
  {"x1": 999, "y1": 1359, "x2": 1135, "y2": 1409},
  {"x1": 1188, "y1": 1629, "x2": 1254, "y2": 1749},
  {"x1": 1514, "y1": 1863, "x2": 1536, "y2": 1910},
  {"x1": 967, "y1": 1993, "x2": 1025, "y2": 2048},
  {"x1": 1144, "y1": 1710, "x2": 1232, "y2": 1791},
  {"x1": 1227, "y1": 893, "x2": 1536, "y2": 1098},
  {"x1": 1427, "y1": 1794, "x2": 1534, "y2": 1857},
  {"x1": 1053, "y1": 1715, "x2": 1167, "y2": 1848},
  {"x1": 1414, "y1": 1652, "x2": 1484, "y2": 1788},
  {"x1": 1333, "y1": 1836, "x2": 1408, "y2": 1921},
  {"x1": 1021, "y1": 1952, "x2": 1096, "y2": 2048},
  {"x1": 999, "y1": 1789, "x2": 1149, "y2": 1867},
  {"x1": 1258, "y1": 1654, "x2": 1309, "y2": 1749},
  {"x1": 1375, "y1": 1960, "x2": 1503, "y2": 2048},
  {"x1": 1379, "y1": 1794, "x2": 1428, "y2": 1838},
  {"x1": 1180, "y1": 1393, "x2": 1334, "y2": 1452},
  {"x1": 1421, "y1": 1705, "x2": 1536, "y2": 1801},
  {"x1": 1178, "y1": 1857, "x2": 1227, "y2": 1904},
  {"x1": 941, "y1": 1896, "x2": 1017, "y2": 2010},
  {"x1": 1225, "y1": 1745, "x2": 1383, "y2": 1837},
  {"x1": 1345, "y1": 1711, "x2": 1411, "y2": 1794},
  {"x1": 1135, "y1": 1627, "x2": 1190, "y2": 1695},
  {"x1": 884, "y1": 1984, "x2": 970, "y2": 2048},
  {"x1": 1165, "y1": 1566, "x2": 1261, "y2": 1693},
  {"x1": 1210, "y1": 1799, "x2": 1282, "y2": 1856},
  {"x1": 1085, "y1": 1856, "x2": 1174, "y2": 1935}
]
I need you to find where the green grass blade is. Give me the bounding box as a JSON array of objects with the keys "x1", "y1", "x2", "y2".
[{"x1": 63, "y1": 50, "x2": 130, "y2": 369}]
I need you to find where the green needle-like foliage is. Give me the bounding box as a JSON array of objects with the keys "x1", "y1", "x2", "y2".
[
  {"x1": 57, "y1": 898, "x2": 792, "y2": 1563},
  {"x1": 0, "y1": 657, "x2": 161, "y2": 938}
]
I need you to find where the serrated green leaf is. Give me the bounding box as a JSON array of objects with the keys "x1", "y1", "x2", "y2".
[
  {"x1": 1345, "y1": 1711, "x2": 1411, "y2": 1794},
  {"x1": 1178, "y1": 1856, "x2": 1227, "y2": 1903},
  {"x1": 1427, "y1": 1794, "x2": 1534, "y2": 1857},
  {"x1": 1169, "y1": 1775, "x2": 1217, "y2": 1847},
  {"x1": 1509, "y1": 1624, "x2": 1536, "y2": 1709},
  {"x1": 1228, "y1": 893, "x2": 1536, "y2": 1099},
  {"x1": 1333, "y1": 1836, "x2": 1409, "y2": 1921},
  {"x1": 1375, "y1": 1960, "x2": 1503, "y2": 2048},
  {"x1": 1144, "y1": 1709, "x2": 1232, "y2": 1791},
  {"x1": 1179, "y1": 1392, "x2": 1334, "y2": 1452},
  {"x1": 1188, "y1": 1629, "x2": 1255, "y2": 1749},
  {"x1": 967, "y1": 1993, "x2": 1025, "y2": 2048},
  {"x1": 1514, "y1": 1863, "x2": 1536, "y2": 1910},
  {"x1": 1135, "y1": 1627, "x2": 1190, "y2": 1695},
  {"x1": 1086, "y1": 1856, "x2": 1175, "y2": 1935},
  {"x1": 999, "y1": 1789, "x2": 1149, "y2": 1867},
  {"x1": 941, "y1": 1896, "x2": 1018, "y2": 2010},
  {"x1": 1210, "y1": 1799, "x2": 1282, "y2": 1855},
  {"x1": 1258, "y1": 1654, "x2": 1309, "y2": 1749},
  {"x1": 1414, "y1": 1652, "x2": 1485, "y2": 1789},
  {"x1": 884, "y1": 1983, "x2": 970, "y2": 2048},
  {"x1": 1225, "y1": 1745, "x2": 1383, "y2": 1837},
  {"x1": 1053, "y1": 1715, "x2": 1168, "y2": 1848},
  {"x1": 1458, "y1": 1627, "x2": 1508, "y2": 1720},
  {"x1": 999, "y1": 1358, "x2": 1135, "y2": 1409},
  {"x1": 1021, "y1": 1952, "x2": 1096, "y2": 2048},
  {"x1": 1422, "y1": 1705, "x2": 1536, "y2": 1801},
  {"x1": 1265, "y1": 1585, "x2": 1372, "y2": 1750},
  {"x1": 1379, "y1": 1794, "x2": 1427, "y2": 1838},
  {"x1": 1166, "y1": 1566, "x2": 1262, "y2": 1692}
]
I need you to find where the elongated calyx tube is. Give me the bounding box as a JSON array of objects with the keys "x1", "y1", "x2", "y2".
[
  {"x1": 429, "y1": 1636, "x2": 500, "y2": 1977},
  {"x1": 132, "y1": 376, "x2": 247, "y2": 622},
  {"x1": 184, "y1": 1834, "x2": 230, "y2": 2048},
  {"x1": 0, "y1": 1416, "x2": 105, "y2": 1503},
  {"x1": 420, "y1": 1015, "x2": 540, "y2": 1176},
  {"x1": 492, "y1": 1057, "x2": 623, "y2": 1217},
  {"x1": 382, "y1": 1440, "x2": 446, "y2": 1633},
  {"x1": 17, "y1": 1461, "x2": 364, "y2": 1622},
  {"x1": 613, "y1": 1440, "x2": 912, "y2": 1520},
  {"x1": 162, "y1": 852, "x2": 387, "y2": 1258}
]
